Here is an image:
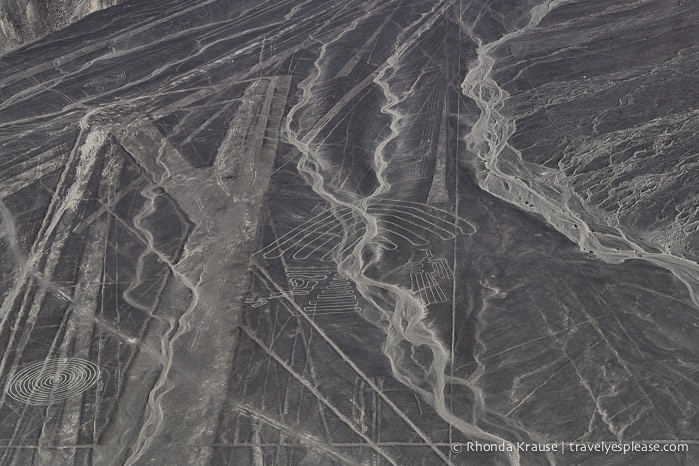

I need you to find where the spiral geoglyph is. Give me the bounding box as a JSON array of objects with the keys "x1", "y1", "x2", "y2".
[{"x1": 6, "y1": 358, "x2": 101, "y2": 405}]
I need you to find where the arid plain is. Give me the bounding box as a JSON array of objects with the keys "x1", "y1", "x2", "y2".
[{"x1": 0, "y1": 0, "x2": 698, "y2": 465}]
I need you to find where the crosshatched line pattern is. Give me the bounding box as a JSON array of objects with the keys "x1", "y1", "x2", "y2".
[{"x1": 5, "y1": 358, "x2": 101, "y2": 406}]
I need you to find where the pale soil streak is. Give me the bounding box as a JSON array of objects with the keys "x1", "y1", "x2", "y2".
[
  {"x1": 0, "y1": 126, "x2": 106, "y2": 409},
  {"x1": 30, "y1": 152, "x2": 126, "y2": 466},
  {"x1": 113, "y1": 76, "x2": 290, "y2": 466}
]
